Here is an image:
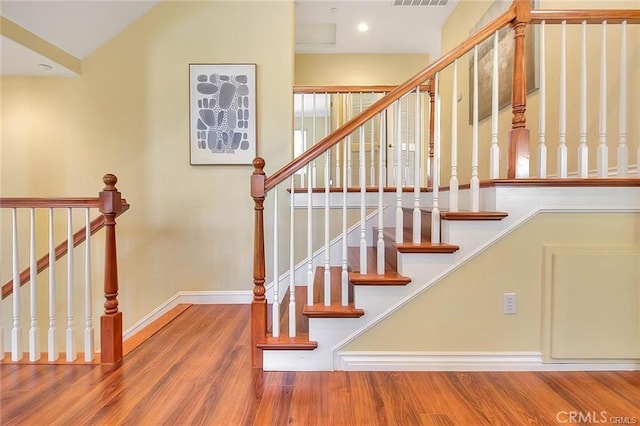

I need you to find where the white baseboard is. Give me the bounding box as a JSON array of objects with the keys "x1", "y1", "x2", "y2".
[
  {"x1": 123, "y1": 290, "x2": 252, "y2": 341},
  {"x1": 336, "y1": 351, "x2": 640, "y2": 371}
]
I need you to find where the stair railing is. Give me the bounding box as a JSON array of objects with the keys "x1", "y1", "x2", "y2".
[
  {"x1": 251, "y1": 1, "x2": 640, "y2": 368},
  {"x1": 293, "y1": 85, "x2": 433, "y2": 189},
  {"x1": 0, "y1": 174, "x2": 129, "y2": 364}
]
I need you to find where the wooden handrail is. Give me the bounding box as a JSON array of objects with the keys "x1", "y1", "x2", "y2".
[
  {"x1": 0, "y1": 198, "x2": 101, "y2": 208},
  {"x1": 265, "y1": 7, "x2": 517, "y2": 192},
  {"x1": 530, "y1": 9, "x2": 640, "y2": 24},
  {"x1": 294, "y1": 85, "x2": 431, "y2": 94},
  {"x1": 1, "y1": 200, "x2": 130, "y2": 300}
]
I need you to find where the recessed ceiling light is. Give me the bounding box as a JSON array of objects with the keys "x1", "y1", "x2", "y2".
[
  {"x1": 38, "y1": 63, "x2": 53, "y2": 71},
  {"x1": 357, "y1": 22, "x2": 369, "y2": 32}
]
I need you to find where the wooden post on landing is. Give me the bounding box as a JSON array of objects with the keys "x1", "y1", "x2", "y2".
[
  {"x1": 99, "y1": 174, "x2": 123, "y2": 364},
  {"x1": 251, "y1": 158, "x2": 267, "y2": 369},
  {"x1": 507, "y1": 0, "x2": 531, "y2": 179}
]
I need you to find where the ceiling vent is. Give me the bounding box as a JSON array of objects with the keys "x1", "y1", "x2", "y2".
[{"x1": 392, "y1": 0, "x2": 448, "y2": 6}]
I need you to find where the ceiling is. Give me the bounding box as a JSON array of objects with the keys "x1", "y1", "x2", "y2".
[{"x1": 0, "y1": 0, "x2": 457, "y2": 77}]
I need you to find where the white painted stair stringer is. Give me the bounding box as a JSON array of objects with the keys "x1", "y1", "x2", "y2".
[{"x1": 262, "y1": 186, "x2": 640, "y2": 371}]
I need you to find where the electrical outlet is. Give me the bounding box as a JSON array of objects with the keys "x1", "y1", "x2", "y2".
[{"x1": 503, "y1": 293, "x2": 517, "y2": 314}]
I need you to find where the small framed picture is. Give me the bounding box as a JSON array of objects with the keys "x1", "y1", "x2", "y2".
[{"x1": 189, "y1": 63, "x2": 256, "y2": 165}]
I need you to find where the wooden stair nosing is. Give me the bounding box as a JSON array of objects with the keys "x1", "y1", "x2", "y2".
[
  {"x1": 380, "y1": 227, "x2": 460, "y2": 254},
  {"x1": 257, "y1": 333, "x2": 318, "y2": 350},
  {"x1": 440, "y1": 211, "x2": 508, "y2": 221}
]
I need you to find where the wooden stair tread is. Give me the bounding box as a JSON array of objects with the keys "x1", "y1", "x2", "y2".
[
  {"x1": 257, "y1": 333, "x2": 318, "y2": 350},
  {"x1": 347, "y1": 247, "x2": 411, "y2": 285},
  {"x1": 303, "y1": 304, "x2": 364, "y2": 318},
  {"x1": 303, "y1": 267, "x2": 364, "y2": 318},
  {"x1": 395, "y1": 241, "x2": 460, "y2": 253},
  {"x1": 380, "y1": 227, "x2": 459, "y2": 253},
  {"x1": 440, "y1": 211, "x2": 508, "y2": 220}
]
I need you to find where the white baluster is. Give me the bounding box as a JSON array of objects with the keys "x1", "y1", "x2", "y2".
[
  {"x1": 335, "y1": 145, "x2": 341, "y2": 188},
  {"x1": 84, "y1": 208, "x2": 94, "y2": 361},
  {"x1": 471, "y1": 45, "x2": 480, "y2": 212},
  {"x1": 272, "y1": 188, "x2": 280, "y2": 338},
  {"x1": 577, "y1": 20, "x2": 589, "y2": 178},
  {"x1": 335, "y1": 95, "x2": 341, "y2": 187},
  {"x1": 324, "y1": 147, "x2": 331, "y2": 306},
  {"x1": 359, "y1": 118, "x2": 367, "y2": 274},
  {"x1": 312, "y1": 93, "x2": 318, "y2": 187},
  {"x1": 432, "y1": 75, "x2": 441, "y2": 244},
  {"x1": 413, "y1": 86, "x2": 422, "y2": 244},
  {"x1": 538, "y1": 21, "x2": 547, "y2": 178},
  {"x1": 377, "y1": 112, "x2": 386, "y2": 275},
  {"x1": 558, "y1": 21, "x2": 568, "y2": 178},
  {"x1": 325, "y1": 93, "x2": 333, "y2": 187},
  {"x1": 341, "y1": 139, "x2": 349, "y2": 306},
  {"x1": 66, "y1": 207, "x2": 76, "y2": 362},
  {"x1": 306, "y1": 159, "x2": 314, "y2": 306},
  {"x1": 395, "y1": 100, "x2": 404, "y2": 244},
  {"x1": 450, "y1": 62, "x2": 459, "y2": 212},
  {"x1": 48, "y1": 208, "x2": 58, "y2": 361},
  {"x1": 490, "y1": 30, "x2": 500, "y2": 179},
  {"x1": 288, "y1": 176, "x2": 297, "y2": 337},
  {"x1": 597, "y1": 21, "x2": 608, "y2": 178},
  {"x1": 300, "y1": 94, "x2": 305, "y2": 188},
  {"x1": 370, "y1": 93, "x2": 376, "y2": 186},
  {"x1": 347, "y1": 94, "x2": 353, "y2": 187},
  {"x1": 405, "y1": 96, "x2": 410, "y2": 185},
  {"x1": 617, "y1": 21, "x2": 628, "y2": 177},
  {"x1": 11, "y1": 208, "x2": 22, "y2": 361},
  {"x1": 29, "y1": 208, "x2": 40, "y2": 361},
  {"x1": 381, "y1": 104, "x2": 388, "y2": 187}
]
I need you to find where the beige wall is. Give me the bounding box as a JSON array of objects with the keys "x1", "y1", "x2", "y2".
[
  {"x1": 344, "y1": 212, "x2": 640, "y2": 358},
  {"x1": 1, "y1": 1, "x2": 295, "y2": 331},
  {"x1": 295, "y1": 53, "x2": 429, "y2": 86},
  {"x1": 438, "y1": 0, "x2": 640, "y2": 182}
]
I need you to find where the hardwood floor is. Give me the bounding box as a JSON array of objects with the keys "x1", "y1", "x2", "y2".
[{"x1": 1, "y1": 305, "x2": 638, "y2": 425}]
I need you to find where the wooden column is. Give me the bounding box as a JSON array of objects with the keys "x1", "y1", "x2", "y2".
[
  {"x1": 427, "y1": 79, "x2": 435, "y2": 187},
  {"x1": 99, "y1": 174, "x2": 123, "y2": 364},
  {"x1": 507, "y1": 0, "x2": 531, "y2": 179},
  {"x1": 251, "y1": 158, "x2": 267, "y2": 369}
]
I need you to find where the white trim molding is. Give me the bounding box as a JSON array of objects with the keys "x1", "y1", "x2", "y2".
[
  {"x1": 123, "y1": 290, "x2": 252, "y2": 341},
  {"x1": 336, "y1": 351, "x2": 640, "y2": 372}
]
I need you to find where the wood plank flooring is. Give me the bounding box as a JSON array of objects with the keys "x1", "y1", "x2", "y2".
[{"x1": 2, "y1": 304, "x2": 639, "y2": 425}]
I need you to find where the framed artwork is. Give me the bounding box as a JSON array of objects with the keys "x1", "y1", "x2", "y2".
[
  {"x1": 189, "y1": 63, "x2": 256, "y2": 165},
  {"x1": 468, "y1": 0, "x2": 538, "y2": 123}
]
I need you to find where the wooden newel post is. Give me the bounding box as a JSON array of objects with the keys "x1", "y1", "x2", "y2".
[
  {"x1": 99, "y1": 173, "x2": 123, "y2": 364},
  {"x1": 427, "y1": 78, "x2": 436, "y2": 187},
  {"x1": 251, "y1": 158, "x2": 267, "y2": 369},
  {"x1": 508, "y1": 0, "x2": 531, "y2": 179}
]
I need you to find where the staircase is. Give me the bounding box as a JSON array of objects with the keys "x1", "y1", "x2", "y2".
[
  {"x1": 258, "y1": 179, "x2": 514, "y2": 370},
  {"x1": 250, "y1": 2, "x2": 640, "y2": 371}
]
